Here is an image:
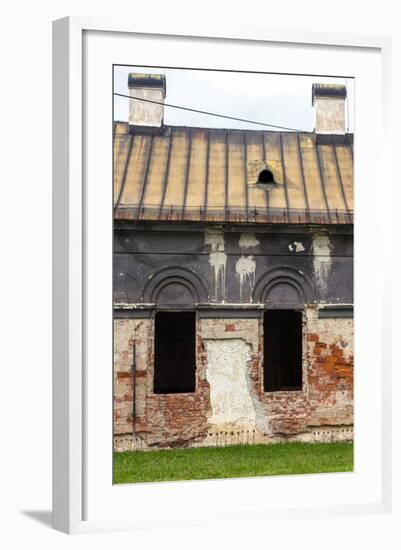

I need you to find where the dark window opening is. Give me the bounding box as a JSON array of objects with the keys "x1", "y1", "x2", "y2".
[
  {"x1": 154, "y1": 311, "x2": 196, "y2": 394},
  {"x1": 263, "y1": 310, "x2": 303, "y2": 392}
]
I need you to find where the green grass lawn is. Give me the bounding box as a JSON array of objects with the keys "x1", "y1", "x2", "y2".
[{"x1": 113, "y1": 441, "x2": 353, "y2": 484}]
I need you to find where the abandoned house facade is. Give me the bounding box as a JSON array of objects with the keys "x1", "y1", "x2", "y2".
[{"x1": 113, "y1": 74, "x2": 354, "y2": 452}]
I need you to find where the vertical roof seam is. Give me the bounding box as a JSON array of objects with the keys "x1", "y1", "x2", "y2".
[
  {"x1": 225, "y1": 131, "x2": 229, "y2": 222},
  {"x1": 243, "y1": 132, "x2": 249, "y2": 222},
  {"x1": 137, "y1": 135, "x2": 154, "y2": 218},
  {"x1": 315, "y1": 144, "x2": 333, "y2": 223},
  {"x1": 279, "y1": 133, "x2": 291, "y2": 217},
  {"x1": 296, "y1": 133, "x2": 311, "y2": 214},
  {"x1": 158, "y1": 131, "x2": 174, "y2": 219},
  {"x1": 182, "y1": 129, "x2": 192, "y2": 216},
  {"x1": 203, "y1": 130, "x2": 210, "y2": 220},
  {"x1": 333, "y1": 144, "x2": 350, "y2": 213},
  {"x1": 262, "y1": 133, "x2": 270, "y2": 220}
]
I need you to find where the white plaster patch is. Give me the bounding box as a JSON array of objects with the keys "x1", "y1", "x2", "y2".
[
  {"x1": 235, "y1": 255, "x2": 256, "y2": 302},
  {"x1": 312, "y1": 234, "x2": 332, "y2": 295},
  {"x1": 205, "y1": 228, "x2": 226, "y2": 301},
  {"x1": 239, "y1": 233, "x2": 259, "y2": 249},
  {"x1": 209, "y1": 251, "x2": 227, "y2": 300},
  {"x1": 205, "y1": 228, "x2": 225, "y2": 252},
  {"x1": 288, "y1": 241, "x2": 305, "y2": 252},
  {"x1": 205, "y1": 339, "x2": 256, "y2": 430}
]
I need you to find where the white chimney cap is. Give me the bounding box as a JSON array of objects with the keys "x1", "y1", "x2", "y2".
[{"x1": 128, "y1": 73, "x2": 166, "y2": 133}]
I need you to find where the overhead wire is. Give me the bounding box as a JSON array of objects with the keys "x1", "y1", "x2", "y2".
[{"x1": 113, "y1": 92, "x2": 306, "y2": 132}]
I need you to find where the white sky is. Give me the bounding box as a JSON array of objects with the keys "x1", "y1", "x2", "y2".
[{"x1": 113, "y1": 66, "x2": 354, "y2": 133}]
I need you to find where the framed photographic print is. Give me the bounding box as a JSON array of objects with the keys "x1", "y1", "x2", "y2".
[{"x1": 53, "y1": 17, "x2": 392, "y2": 534}]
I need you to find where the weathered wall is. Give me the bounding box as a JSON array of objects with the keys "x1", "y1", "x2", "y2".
[
  {"x1": 114, "y1": 317, "x2": 210, "y2": 447},
  {"x1": 114, "y1": 223, "x2": 353, "y2": 306},
  {"x1": 114, "y1": 318, "x2": 151, "y2": 435},
  {"x1": 305, "y1": 308, "x2": 354, "y2": 427},
  {"x1": 113, "y1": 222, "x2": 353, "y2": 450},
  {"x1": 114, "y1": 308, "x2": 353, "y2": 451}
]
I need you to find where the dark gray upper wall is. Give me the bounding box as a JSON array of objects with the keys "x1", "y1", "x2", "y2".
[{"x1": 113, "y1": 222, "x2": 353, "y2": 307}]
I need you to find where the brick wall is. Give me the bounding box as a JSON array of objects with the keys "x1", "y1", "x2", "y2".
[
  {"x1": 114, "y1": 319, "x2": 151, "y2": 435},
  {"x1": 113, "y1": 307, "x2": 353, "y2": 450},
  {"x1": 305, "y1": 308, "x2": 354, "y2": 427}
]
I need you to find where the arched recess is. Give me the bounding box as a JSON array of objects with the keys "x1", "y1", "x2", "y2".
[
  {"x1": 253, "y1": 266, "x2": 315, "y2": 307},
  {"x1": 141, "y1": 266, "x2": 208, "y2": 307}
]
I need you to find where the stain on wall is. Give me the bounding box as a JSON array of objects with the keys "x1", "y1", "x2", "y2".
[
  {"x1": 239, "y1": 233, "x2": 260, "y2": 249},
  {"x1": 312, "y1": 234, "x2": 332, "y2": 296},
  {"x1": 235, "y1": 255, "x2": 256, "y2": 302},
  {"x1": 114, "y1": 226, "x2": 353, "y2": 305},
  {"x1": 288, "y1": 241, "x2": 305, "y2": 252},
  {"x1": 113, "y1": 225, "x2": 353, "y2": 451},
  {"x1": 205, "y1": 227, "x2": 227, "y2": 302}
]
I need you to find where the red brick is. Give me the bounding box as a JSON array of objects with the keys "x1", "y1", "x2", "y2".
[{"x1": 117, "y1": 371, "x2": 132, "y2": 379}]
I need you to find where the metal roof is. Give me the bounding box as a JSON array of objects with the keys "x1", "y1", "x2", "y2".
[{"x1": 113, "y1": 122, "x2": 353, "y2": 224}]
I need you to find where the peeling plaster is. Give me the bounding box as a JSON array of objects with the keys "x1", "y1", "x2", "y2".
[
  {"x1": 312, "y1": 234, "x2": 332, "y2": 295},
  {"x1": 205, "y1": 228, "x2": 225, "y2": 252},
  {"x1": 205, "y1": 339, "x2": 256, "y2": 430},
  {"x1": 288, "y1": 241, "x2": 305, "y2": 252},
  {"x1": 239, "y1": 233, "x2": 259, "y2": 250},
  {"x1": 209, "y1": 251, "x2": 227, "y2": 301},
  {"x1": 205, "y1": 228, "x2": 227, "y2": 301},
  {"x1": 235, "y1": 255, "x2": 256, "y2": 302}
]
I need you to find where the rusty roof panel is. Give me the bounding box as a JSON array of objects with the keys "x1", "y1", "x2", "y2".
[
  {"x1": 298, "y1": 134, "x2": 326, "y2": 212},
  {"x1": 317, "y1": 144, "x2": 347, "y2": 212},
  {"x1": 185, "y1": 129, "x2": 208, "y2": 214},
  {"x1": 262, "y1": 132, "x2": 287, "y2": 211},
  {"x1": 206, "y1": 130, "x2": 226, "y2": 217},
  {"x1": 118, "y1": 135, "x2": 152, "y2": 206},
  {"x1": 114, "y1": 125, "x2": 353, "y2": 224},
  {"x1": 227, "y1": 131, "x2": 246, "y2": 213},
  {"x1": 161, "y1": 129, "x2": 189, "y2": 212},
  {"x1": 245, "y1": 132, "x2": 267, "y2": 213},
  {"x1": 141, "y1": 136, "x2": 170, "y2": 220},
  {"x1": 334, "y1": 144, "x2": 354, "y2": 211},
  {"x1": 113, "y1": 133, "x2": 132, "y2": 205},
  {"x1": 281, "y1": 133, "x2": 307, "y2": 211}
]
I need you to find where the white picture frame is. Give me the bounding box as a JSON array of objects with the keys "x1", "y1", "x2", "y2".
[{"x1": 52, "y1": 17, "x2": 393, "y2": 535}]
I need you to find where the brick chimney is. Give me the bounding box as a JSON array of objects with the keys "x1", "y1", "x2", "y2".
[
  {"x1": 312, "y1": 84, "x2": 347, "y2": 135},
  {"x1": 128, "y1": 73, "x2": 166, "y2": 133}
]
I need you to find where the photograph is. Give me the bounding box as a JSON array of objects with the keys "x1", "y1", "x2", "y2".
[{"x1": 112, "y1": 65, "x2": 354, "y2": 484}]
